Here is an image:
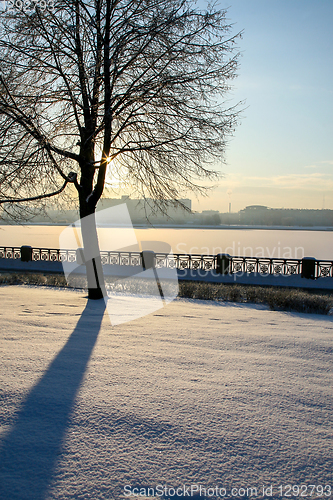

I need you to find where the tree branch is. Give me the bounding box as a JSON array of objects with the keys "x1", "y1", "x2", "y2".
[{"x1": 0, "y1": 179, "x2": 68, "y2": 204}]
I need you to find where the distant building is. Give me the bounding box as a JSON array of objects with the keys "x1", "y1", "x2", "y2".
[
  {"x1": 239, "y1": 205, "x2": 269, "y2": 225},
  {"x1": 0, "y1": 203, "x2": 79, "y2": 224},
  {"x1": 200, "y1": 210, "x2": 221, "y2": 225},
  {"x1": 239, "y1": 205, "x2": 333, "y2": 227},
  {"x1": 97, "y1": 196, "x2": 193, "y2": 224}
]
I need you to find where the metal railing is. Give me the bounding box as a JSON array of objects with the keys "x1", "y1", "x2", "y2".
[{"x1": 1, "y1": 245, "x2": 333, "y2": 278}]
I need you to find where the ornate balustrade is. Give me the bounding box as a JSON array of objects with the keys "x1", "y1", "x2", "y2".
[
  {"x1": 0, "y1": 246, "x2": 332, "y2": 278},
  {"x1": 0, "y1": 247, "x2": 77, "y2": 263},
  {"x1": 229, "y1": 257, "x2": 302, "y2": 276}
]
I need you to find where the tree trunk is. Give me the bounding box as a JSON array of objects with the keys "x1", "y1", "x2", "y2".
[
  {"x1": 78, "y1": 139, "x2": 106, "y2": 300},
  {"x1": 79, "y1": 203, "x2": 106, "y2": 300}
]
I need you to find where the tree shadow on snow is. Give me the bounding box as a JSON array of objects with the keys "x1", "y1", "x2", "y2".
[{"x1": 0, "y1": 298, "x2": 106, "y2": 500}]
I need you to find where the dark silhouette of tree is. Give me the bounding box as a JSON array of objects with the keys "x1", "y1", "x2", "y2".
[{"x1": 0, "y1": 0, "x2": 241, "y2": 298}]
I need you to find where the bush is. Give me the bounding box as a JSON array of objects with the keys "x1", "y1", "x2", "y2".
[
  {"x1": 1, "y1": 272, "x2": 332, "y2": 315},
  {"x1": 178, "y1": 281, "x2": 333, "y2": 315}
]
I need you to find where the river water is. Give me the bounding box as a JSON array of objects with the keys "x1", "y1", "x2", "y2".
[{"x1": 1, "y1": 224, "x2": 333, "y2": 260}]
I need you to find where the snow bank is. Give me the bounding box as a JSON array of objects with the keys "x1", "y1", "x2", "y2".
[{"x1": 0, "y1": 286, "x2": 332, "y2": 499}]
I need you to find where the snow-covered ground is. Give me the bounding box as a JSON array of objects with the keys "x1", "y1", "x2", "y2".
[{"x1": 0, "y1": 286, "x2": 332, "y2": 500}]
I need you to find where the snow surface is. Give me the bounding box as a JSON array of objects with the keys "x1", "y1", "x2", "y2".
[{"x1": 0, "y1": 286, "x2": 332, "y2": 500}]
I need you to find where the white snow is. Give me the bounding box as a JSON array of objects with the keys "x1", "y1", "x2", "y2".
[{"x1": 0, "y1": 286, "x2": 332, "y2": 500}]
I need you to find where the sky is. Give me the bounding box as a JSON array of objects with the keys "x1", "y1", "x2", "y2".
[{"x1": 192, "y1": 0, "x2": 333, "y2": 213}]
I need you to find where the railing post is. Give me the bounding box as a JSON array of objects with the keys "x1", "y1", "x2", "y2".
[
  {"x1": 20, "y1": 245, "x2": 33, "y2": 262},
  {"x1": 301, "y1": 257, "x2": 316, "y2": 279},
  {"x1": 76, "y1": 247, "x2": 85, "y2": 265},
  {"x1": 141, "y1": 250, "x2": 155, "y2": 270},
  {"x1": 216, "y1": 253, "x2": 231, "y2": 275}
]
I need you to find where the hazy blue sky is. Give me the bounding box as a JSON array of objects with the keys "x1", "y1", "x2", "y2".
[{"x1": 193, "y1": 0, "x2": 333, "y2": 212}]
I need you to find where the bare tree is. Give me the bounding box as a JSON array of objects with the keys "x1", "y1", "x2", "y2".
[{"x1": 0, "y1": 0, "x2": 241, "y2": 299}]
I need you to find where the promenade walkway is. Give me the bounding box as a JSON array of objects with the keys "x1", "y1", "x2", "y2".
[{"x1": 0, "y1": 286, "x2": 332, "y2": 499}]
